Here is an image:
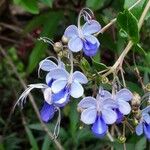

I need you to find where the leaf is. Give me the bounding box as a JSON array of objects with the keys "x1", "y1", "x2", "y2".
[
  {"x1": 27, "y1": 12, "x2": 63, "y2": 74},
  {"x1": 40, "y1": 0, "x2": 54, "y2": 7},
  {"x1": 117, "y1": 10, "x2": 139, "y2": 43},
  {"x1": 133, "y1": 44, "x2": 147, "y2": 56},
  {"x1": 13, "y1": 0, "x2": 39, "y2": 14},
  {"x1": 135, "y1": 137, "x2": 146, "y2": 150},
  {"x1": 42, "y1": 135, "x2": 51, "y2": 150},
  {"x1": 25, "y1": 125, "x2": 39, "y2": 150},
  {"x1": 86, "y1": 0, "x2": 107, "y2": 10}
]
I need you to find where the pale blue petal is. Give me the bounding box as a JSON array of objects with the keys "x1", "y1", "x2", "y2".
[
  {"x1": 118, "y1": 100, "x2": 131, "y2": 115},
  {"x1": 136, "y1": 123, "x2": 143, "y2": 136},
  {"x1": 40, "y1": 102, "x2": 55, "y2": 122},
  {"x1": 142, "y1": 106, "x2": 150, "y2": 114},
  {"x1": 83, "y1": 35, "x2": 100, "y2": 56},
  {"x1": 78, "y1": 97, "x2": 97, "y2": 109},
  {"x1": 43, "y1": 87, "x2": 52, "y2": 104},
  {"x1": 70, "y1": 81, "x2": 84, "y2": 98},
  {"x1": 102, "y1": 98, "x2": 117, "y2": 109},
  {"x1": 91, "y1": 115, "x2": 108, "y2": 137},
  {"x1": 52, "y1": 88, "x2": 70, "y2": 107},
  {"x1": 68, "y1": 37, "x2": 83, "y2": 52},
  {"x1": 144, "y1": 123, "x2": 150, "y2": 139},
  {"x1": 102, "y1": 108, "x2": 117, "y2": 124},
  {"x1": 51, "y1": 79, "x2": 67, "y2": 93},
  {"x1": 64, "y1": 25, "x2": 78, "y2": 39},
  {"x1": 116, "y1": 88, "x2": 133, "y2": 101},
  {"x1": 73, "y1": 71, "x2": 88, "y2": 84},
  {"x1": 143, "y1": 113, "x2": 150, "y2": 124},
  {"x1": 45, "y1": 73, "x2": 53, "y2": 85},
  {"x1": 81, "y1": 107, "x2": 97, "y2": 124},
  {"x1": 48, "y1": 68, "x2": 69, "y2": 80},
  {"x1": 39, "y1": 59, "x2": 57, "y2": 71},
  {"x1": 82, "y1": 20, "x2": 101, "y2": 35},
  {"x1": 100, "y1": 89, "x2": 112, "y2": 99}
]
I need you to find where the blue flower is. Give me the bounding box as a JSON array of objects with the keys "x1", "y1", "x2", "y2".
[
  {"x1": 64, "y1": 20, "x2": 101, "y2": 56},
  {"x1": 102, "y1": 88, "x2": 133, "y2": 123},
  {"x1": 78, "y1": 88, "x2": 117, "y2": 137},
  {"x1": 135, "y1": 106, "x2": 150, "y2": 140}
]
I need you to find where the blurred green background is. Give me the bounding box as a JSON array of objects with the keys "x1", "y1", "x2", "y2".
[{"x1": 0, "y1": 0, "x2": 150, "y2": 149}]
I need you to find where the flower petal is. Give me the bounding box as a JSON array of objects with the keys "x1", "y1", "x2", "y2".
[
  {"x1": 45, "y1": 73, "x2": 53, "y2": 86},
  {"x1": 116, "y1": 88, "x2": 133, "y2": 101},
  {"x1": 102, "y1": 98, "x2": 117, "y2": 109},
  {"x1": 82, "y1": 20, "x2": 101, "y2": 35},
  {"x1": 70, "y1": 81, "x2": 84, "y2": 98},
  {"x1": 64, "y1": 25, "x2": 78, "y2": 39},
  {"x1": 51, "y1": 79, "x2": 67, "y2": 93},
  {"x1": 39, "y1": 59, "x2": 57, "y2": 71},
  {"x1": 80, "y1": 107, "x2": 97, "y2": 124},
  {"x1": 73, "y1": 71, "x2": 88, "y2": 84},
  {"x1": 136, "y1": 123, "x2": 143, "y2": 136},
  {"x1": 115, "y1": 109, "x2": 124, "y2": 123},
  {"x1": 48, "y1": 68, "x2": 69, "y2": 80},
  {"x1": 68, "y1": 37, "x2": 83, "y2": 52},
  {"x1": 102, "y1": 108, "x2": 117, "y2": 124},
  {"x1": 144, "y1": 123, "x2": 150, "y2": 139},
  {"x1": 118, "y1": 100, "x2": 131, "y2": 115},
  {"x1": 142, "y1": 106, "x2": 150, "y2": 114},
  {"x1": 78, "y1": 97, "x2": 97, "y2": 109},
  {"x1": 91, "y1": 115, "x2": 108, "y2": 137},
  {"x1": 143, "y1": 113, "x2": 150, "y2": 124},
  {"x1": 52, "y1": 88, "x2": 70, "y2": 107},
  {"x1": 83, "y1": 35, "x2": 100, "y2": 56},
  {"x1": 43, "y1": 87, "x2": 52, "y2": 104},
  {"x1": 40, "y1": 102, "x2": 55, "y2": 122},
  {"x1": 99, "y1": 89, "x2": 112, "y2": 99}
]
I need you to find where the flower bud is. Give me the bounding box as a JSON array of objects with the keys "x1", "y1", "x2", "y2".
[
  {"x1": 62, "y1": 36, "x2": 68, "y2": 44},
  {"x1": 131, "y1": 92, "x2": 141, "y2": 109},
  {"x1": 101, "y1": 76, "x2": 109, "y2": 84},
  {"x1": 145, "y1": 83, "x2": 150, "y2": 92},
  {"x1": 118, "y1": 135, "x2": 126, "y2": 143},
  {"x1": 53, "y1": 42, "x2": 63, "y2": 53},
  {"x1": 133, "y1": 118, "x2": 139, "y2": 126}
]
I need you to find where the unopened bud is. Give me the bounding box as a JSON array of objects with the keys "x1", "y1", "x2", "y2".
[
  {"x1": 62, "y1": 36, "x2": 68, "y2": 44},
  {"x1": 118, "y1": 135, "x2": 126, "y2": 143},
  {"x1": 131, "y1": 92, "x2": 141, "y2": 107},
  {"x1": 54, "y1": 42, "x2": 63, "y2": 53},
  {"x1": 101, "y1": 76, "x2": 109, "y2": 84},
  {"x1": 133, "y1": 118, "x2": 139, "y2": 126},
  {"x1": 145, "y1": 83, "x2": 150, "y2": 92}
]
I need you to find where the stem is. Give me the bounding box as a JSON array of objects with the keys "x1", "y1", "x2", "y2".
[
  {"x1": 103, "y1": 0, "x2": 150, "y2": 76},
  {"x1": 0, "y1": 46, "x2": 64, "y2": 150},
  {"x1": 95, "y1": 0, "x2": 143, "y2": 35}
]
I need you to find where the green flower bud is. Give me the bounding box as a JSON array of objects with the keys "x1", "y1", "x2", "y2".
[{"x1": 118, "y1": 135, "x2": 126, "y2": 143}]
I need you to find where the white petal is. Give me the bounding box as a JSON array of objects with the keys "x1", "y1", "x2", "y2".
[
  {"x1": 82, "y1": 20, "x2": 101, "y2": 35},
  {"x1": 116, "y1": 88, "x2": 133, "y2": 101},
  {"x1": 78, "y1": 97, "x2": 97, "y2": 109},
  {"x1": 70, "y1": 81, "x2": 84, "y2": 98},
  {"x1": 39, "y1": 59, "x2": 57, "y2": 71},
  {"x1": 102, "y1": 108, "x2": 117, "y2": 124},
  {"x1": 64, "y1": 25, "x2": 78, "y2": 39},
  {"x1": 43, "y1": 87, "x2": 52, "y2": 104},
  {"x1": 81, "y1": 107, "x2": 97, "y2": 124},
  {"x1": 48, "y1": 68, "x2": 69, "y2": 80},
  {"x1": 118, "y1": 100, "x2": 131, "y2": 115},
  {"x1": 73, "y1": 71, "x2": 88, "y2": 84},
  {"x1": 51, "y1": 79, "x2": 67, "y2": 93},
  {"x1": 68, "y1": 37, "x2": 83, "y2": 52}
]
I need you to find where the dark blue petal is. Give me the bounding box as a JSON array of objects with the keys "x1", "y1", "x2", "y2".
[
  {"x1": 91, "y1": 115, "x2": 108, "y2": 137},
  {"x1": 40, "y1": 102, "x2": 55, "y2": 122},
  {"x1": 115, "y1": 109, "x2": 124, "y2": 124},
  {"x1": 52, "y1": 88, "x2": 70, "y2": 107},
  {"x1": 47, "y1": 79, "x2": 54, "y2": 87},
  {"x1": 83, "y1": 39, "x2": 99, "y2": 56},
  {"x1": 144, "y1": 123, "x2": 150, "y2": 139}
]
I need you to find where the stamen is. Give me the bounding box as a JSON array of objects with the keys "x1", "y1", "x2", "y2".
[{"x1": 38, "y1": 37, "x2": 54, "y2": 46}]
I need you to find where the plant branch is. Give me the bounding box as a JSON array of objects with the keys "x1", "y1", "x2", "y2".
[
  {"x1": 0, "y1": 46, "x2": 64, "y2": 150},
  {"x1": 102, "y1": 0, "x2": 150, "y2": 76}
]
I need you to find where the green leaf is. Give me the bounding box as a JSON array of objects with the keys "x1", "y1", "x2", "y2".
[
  {"x1": 135, "y1": 137, "x2": 146, "y2": 150},
  {"x1": 27, "y1": 12, "x2": 63, "y2": 74},
  {"x1": 25, "y1": 125, "x2": 39, "y2": 150},
  {"x1": 40, "y1": 0, "x2": 54, "y2": 7},
  {"x1": 42, "y1": 135, "x2": 51, "y2": 150},
  {"x1": 86, "y1": 0, "x2": 107, "y2": 10},
  {"x1": 13, "y1": 0, "x2": 39, "y2": 14},
  {"x1": 117, "y1": 10, "x2": 139, "y2": 43},
  {"x1": 133, "y1": 44, "x2": 147, "y2": 56}
]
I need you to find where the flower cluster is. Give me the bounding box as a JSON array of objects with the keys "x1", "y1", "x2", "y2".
[
  {"x1": 78, "y1": 87, "x2": 133, "y2": 137},
  {"x1": 16, "y1": 8, "x2": 150, "y2": 142}
]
